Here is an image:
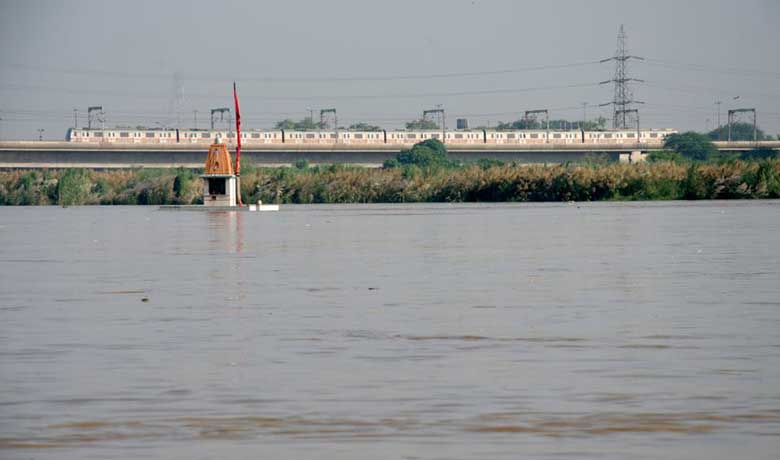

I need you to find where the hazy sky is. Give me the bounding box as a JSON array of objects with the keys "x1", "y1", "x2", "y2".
[{"x1": 1, "y1": 0, "x2": 779, "y2": 140}]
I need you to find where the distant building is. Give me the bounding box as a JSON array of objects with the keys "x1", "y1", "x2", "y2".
[{"x1": 456, "y1": 118, "x2": 469, "y2": 130}]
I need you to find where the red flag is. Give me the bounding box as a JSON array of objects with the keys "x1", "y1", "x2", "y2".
[{"x1": 233, "y1": 82, "x2": 241, "y2": 175}]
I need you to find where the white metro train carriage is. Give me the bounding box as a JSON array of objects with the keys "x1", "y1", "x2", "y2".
[
  {"x1": 68, "y1": 129, "x2": 180, "y2": 144},
  {"x1": 282, "y1": 131, "x2": 386, "y2": 145},
  {"x1": 444, "y1": 131, "x2": 485, "y2": 144},
  {"x1": 385, "y1": 131, "x2": 444, "y2": 145},
  {"x1": 583, "y1": 129, "x2": 674, "y2": 144},
  {"x1": 165, "y1": 130, "x2": 283, "y2": 144},
  {"x1": 485, "y1": 130, "x2": 581, "y2": 145},
  {"x1": 66, "y1": 128, "x2": 677, "y2": 146}
]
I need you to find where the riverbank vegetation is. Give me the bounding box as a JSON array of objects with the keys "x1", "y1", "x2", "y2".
[{"x1": 2, "y1": 158, "x2": 778, "y2": 207}]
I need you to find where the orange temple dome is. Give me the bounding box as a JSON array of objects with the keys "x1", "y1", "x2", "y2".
[{"x1": 204, "y1": 141, "x2": 234, "y2": 175}]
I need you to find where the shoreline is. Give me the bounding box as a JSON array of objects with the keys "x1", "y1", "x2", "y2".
[{"x1": 1, "y1": 159, "x2": 779, "y2": 206}]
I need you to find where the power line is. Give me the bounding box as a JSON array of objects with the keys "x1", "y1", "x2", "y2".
[
  {"x1": 1, "y1": 60, "x2": 603, "y2": 83},
  {"x1": 642, "y1": 81, "x2": 780, "y2": 99},
  {"x1": 643, "y1": 58, "x2": 780, "y2": 79},
  {"x1": 0, "y1": 81, "x2": 601, "y2": 101}
]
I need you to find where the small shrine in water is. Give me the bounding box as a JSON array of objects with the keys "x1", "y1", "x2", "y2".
[{"x1": 201, "y1": 135, "x2": 237, "y2": 207}]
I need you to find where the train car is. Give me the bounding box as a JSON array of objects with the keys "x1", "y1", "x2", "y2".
[
  {"x1": 385, "y1": 131, "x2": 444, "y2": 145},
  {"x1": 444, "y1": 130, "x2": 485, "y2": 145},
  {"x1": 68, "y1": 128, "x2": 179, "y2": 144},
  {"x1": 66, "y1": 127, "x2": 677, "y2": 148},
  {"x1": 336, "y1": 131, "x2": 385, "y2": 145},
  {"x1": 243, "y1": 130, "x2": 284, "y2": 145},
  {"x1": 485, "y1": 130, "x2": 553, "y2": 145},
  {"x1": 638, "y1": 129, "x2": 676, "y2": 145},
  {"x1": 282, "y1": 131, "x2": 335, "y2": 145},
  {"x1": 583, "y1": 129, "x2": 675, "y2": 145}
]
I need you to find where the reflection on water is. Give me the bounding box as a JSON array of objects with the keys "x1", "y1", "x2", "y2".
[{"x1": 1, "y1": 202, "x2": 779, "y2": 459}]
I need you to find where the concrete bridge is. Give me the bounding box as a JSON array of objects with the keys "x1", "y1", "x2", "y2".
[{"x1": 0, "y1": 141, "x2": 777, "y2": 169}]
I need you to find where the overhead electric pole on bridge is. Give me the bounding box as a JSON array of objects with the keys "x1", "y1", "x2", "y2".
[
  {"x1": 599, "y1": 25, "x2": 643, "y2": 129},
  {"x1": 210, "y1": 108, "x2": 230, "y2": 131},
  {"x1": 524, "y1": 109, "x2": 549, "y2": 142},
  {"x1": 320, "y1": 108, "x2": 338, "y2": 139},
  {"x1": 87, "y1": 106, "x2": 103, "y2": 130},
  {"x1": 615, "y1": 109, "x2": 640, "y2": 140},
  {"x1": 422, "y1": 107, "x2": 445, "y2": 141},
  {"x1": 728, "y1": 108, "x2": 757, "y2": 142}
]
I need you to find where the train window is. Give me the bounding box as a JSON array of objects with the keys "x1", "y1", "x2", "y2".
[
  {"x1": 251, "y1": 133, "x2": 260, "y2": 138},
  {"x1": 94, "y1": 132, "x2": 103, "y2": 137},
  {"x1": 507, "y1": 133, "x2": 515, "y2": 139},
  {"x1": 407, "y1": 134, "x2": 417, "y2": 139},
  {"x1": 201, "y1": 133, "x2": 210, "y2": 138},
  {"x1": 604, "y1": 133, "x2": 612, "y2": 138},
  {"x1": 146, "y1": 132, "x2": 155, "y2": 138},
  {"x1": 650, "y1": 133, "x2": 658, "y2": 138},
  {"x1": 330, "y1": 133, "x2": 337, "y2": 139},
  {"x1": 530, "y1": 133, "x2": 538, "y2": 139},
  {"x1": 627, "y1": 132, "x2": 635, "y2": 137},
  {"x1": 454, "y1": 134, "x2": 463, "y2": 139},
  {"x1": 227, "y1": 133, "x2": 235, "y2": 138},
  {"x1": 120, "y1": 132, "x2": 129, "y2": 138},
  {"x1": 305, "y1": 133, "x2": 315, "y2": 139},
  {"x1": 354, "y1": 134, "x2": 363, "y2": 139},
  {"x1": 553, "y1": 133, "x2": 561, "y2": 139}
]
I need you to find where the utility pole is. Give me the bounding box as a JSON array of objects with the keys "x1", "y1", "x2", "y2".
[
  {"x1": 715, "y1": 100, "x2": 722, "y2": 140},
  {"x1": 582, "y1": 102, "x2": 588, "y2": 128},
  {"x1": 599, "y1": 25, "x2": 644, "y2": 129},
  {"x1": 37, "y1": 128, "x2": 45, "y2": 141}
]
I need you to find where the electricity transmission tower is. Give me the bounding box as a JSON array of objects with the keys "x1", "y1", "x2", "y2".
[{"x1": 600, "y1": 25, "x2": 644, "y2": 129}]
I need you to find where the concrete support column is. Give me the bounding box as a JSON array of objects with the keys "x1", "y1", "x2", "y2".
[{"x1": 629, "y1": 150, "x2": 646, "y2": 163}]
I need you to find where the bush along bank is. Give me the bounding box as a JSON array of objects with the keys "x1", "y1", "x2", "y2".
[
  {"x1": 1, "y1": 140, "x2": 779, "y2": 205},
  {"x1": 1, "y1": 158, "x2": 779, "y2": 206}
]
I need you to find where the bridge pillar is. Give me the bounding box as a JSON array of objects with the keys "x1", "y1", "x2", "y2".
[
  {"x1": 629, "y1": 150, "x2": 646, "y2": 163},
  {"x1": 619, "y1": 151, "x2": 646, "y2": 164}
]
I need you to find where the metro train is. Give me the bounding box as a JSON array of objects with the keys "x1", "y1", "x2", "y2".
[{"x1": 66, "y1": 127, "x2": 677, "y2": 146}]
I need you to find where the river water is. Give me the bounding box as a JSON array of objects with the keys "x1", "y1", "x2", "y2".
[{"x1": 1, "y1": 202, "x2": 779, "y2": 459}]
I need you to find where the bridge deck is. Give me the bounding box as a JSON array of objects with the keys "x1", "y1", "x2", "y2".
[{"x1": 1, "y1": 141, "x2": 777, "y2": 169}]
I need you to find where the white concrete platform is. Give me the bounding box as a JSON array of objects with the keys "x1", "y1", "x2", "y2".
[{"x1": 159, "y1": 204, "x2": 279, "y2": 212}]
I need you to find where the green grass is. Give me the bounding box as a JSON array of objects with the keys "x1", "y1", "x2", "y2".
[{"x1": 1, "y1": 159, "x2": 779, "y2": 206}]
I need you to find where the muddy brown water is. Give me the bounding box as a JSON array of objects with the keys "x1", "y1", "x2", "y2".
[{"x1": 1, "y1": 202, "x2": 779, "y2": 459}]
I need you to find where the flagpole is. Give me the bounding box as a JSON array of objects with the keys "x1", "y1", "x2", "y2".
[{"x1": 233, "y1": 82, "x2": 243, "y2": 206}]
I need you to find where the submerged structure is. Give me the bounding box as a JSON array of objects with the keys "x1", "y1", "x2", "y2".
[
  {"x1": 201, "y1": 136, "x2": 237, "y2": 207},
  {"x1": 160, "y1": 83, "x2": 278, "y2": 212}
]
